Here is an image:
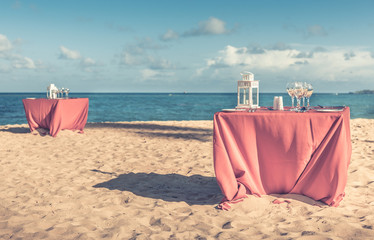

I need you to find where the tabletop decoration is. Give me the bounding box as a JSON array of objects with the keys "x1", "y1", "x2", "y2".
[
  {"x1": 47, "y1": 84, "x2": 59, "y2": 99},
  {"x1": 304, "y1": 83, "x2": 313, "y2": 109},
  {"x1": 236, "y1": 71, "x2": 259, "y2": 109},
  {"x1": 286, "y1": 81, "x2": 313, "y2": 111},
  {"x1": 47, "y1": 84, "x2": 70, "y2": 99},
  {"x1": 273, "y1": 96, "x2": 284, "y2": 110}
]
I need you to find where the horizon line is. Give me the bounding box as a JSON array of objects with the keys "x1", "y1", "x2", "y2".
[{"x1": 0, "y1": 91, "x2": 357, "y2": 94}]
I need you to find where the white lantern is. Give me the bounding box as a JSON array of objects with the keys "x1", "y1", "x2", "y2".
[
  {"x1": 236, "y1": 71, "x2": 259, "y2": 109},
  {"x1": 47, "y1": 84, "x2": 59, "y2": 99}
]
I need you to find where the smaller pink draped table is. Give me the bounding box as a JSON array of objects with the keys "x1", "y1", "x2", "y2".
[
  {"x1": 22, "y1": 98, "x2": 89, "y2": 137},
  {"x1": 213, "y1": 107, "x2": 351, "y2": 210}
]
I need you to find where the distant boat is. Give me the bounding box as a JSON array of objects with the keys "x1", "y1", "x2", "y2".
[{"x1": 183, "y1": 91, "x2": 187, "y2": 94}]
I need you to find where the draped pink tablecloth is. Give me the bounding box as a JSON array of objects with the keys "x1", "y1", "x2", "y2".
[
  {"x1": 213, "y1": 107, "x2": 351, "y2": 210},
  {"x1": 22, "y1": 98, "x2": 89, "y2": 137}
]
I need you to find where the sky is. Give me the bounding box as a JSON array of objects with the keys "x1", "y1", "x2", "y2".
[{"x1": 1, "y1": 0, "x2": 374, "y2": 93}]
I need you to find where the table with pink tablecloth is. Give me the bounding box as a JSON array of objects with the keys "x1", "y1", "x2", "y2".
[
  {"x1": 22, "y1": 98, "x2": 89, "y2": 137},
  {"x1": 213, "y1": 107, "x2": 352, "y2": 210}
]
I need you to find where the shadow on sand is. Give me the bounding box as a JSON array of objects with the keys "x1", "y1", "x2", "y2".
[
  {"x1": 92, "y1": 171, "x2": 222, "y2": 206},
  {"x1": 91, "y1": 171, "x2": 323, "y2": 207},
  {"x1": 86, "y1": 122, "x2": 213, "y2": 142},
  {"x1": 86, "y1": 122, "x2": 212, "y2": 133},
  {"x1": 0, "y1": 126, "x2": 30, "y2": 134},
  {"x1": 1, "y1": 122, "x2": 213, "y2": 141},
  {"x1": 0, "y1": 127, "x2": 50, "y2": 136},
  {"x1": 133, "y1": 131, "x2": 211, "y2": 142}
]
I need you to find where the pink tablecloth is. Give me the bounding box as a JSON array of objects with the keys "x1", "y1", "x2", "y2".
[
  {"x1": 213, "y1": 107, "x2": 351, "y2": 209},
  {"x1": 22, "y1": 98, "x2": 89, "y2": 137}
]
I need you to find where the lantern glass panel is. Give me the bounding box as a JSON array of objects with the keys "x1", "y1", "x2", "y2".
[
  {"x1": 252, "y1": 87, "x2": 258, "y2": 106},
  {"x1": 239, "y1": 88, "x2": 249, "y2": 105}
]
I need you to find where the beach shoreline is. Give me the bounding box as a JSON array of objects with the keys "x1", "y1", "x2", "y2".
[{"x1": 1, "y1": 119, "x2": 373, "y2": 239}]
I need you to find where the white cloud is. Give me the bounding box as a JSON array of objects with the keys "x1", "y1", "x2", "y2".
[
  {"x1": 80, "y1": 57, "x2": 100, "y2": 72},
  {"x1": 141, "y1": 68, "x2": 175, "y2": 80},
  {"x1": 121, "y1": 51, "x2": 143, "y2": 66},
  {"x1": 120, "y1": 38, "x2": 174, "y2": 70},
  {"x1": 199, "y1": 44, "x2": 374, "y2": 83},
  {"x1": 161, "y1": 29, "x2": 179, "y2": 41},
  {"x1": 0, "y1": 34, "x2": 12, "y2": 51},
  {"x1": 160, "y1": 17, "x2": 233, "y2": 42},
  {"x1": 122, "y1": 50, "x2": 174, "y2": 70},
  {"x1": 271, "y1": 42, "x2": 292, "y2": 51},
  {"x1": 147, "y1": 57, "x2": 174, "y2": 70},
  {"x1": 57, "y1": 46, "x2": 98, "y2": 72},
  {"x1": 141, "y1": 68, "x2": 159, "y2": 79},
  {"x1": 284, "y1": 24, "x2": 328, "y2": 39},
  {"x1": 0, "y1": 34, "x2": 42, "y2": 71},
  {"x1": 12, "y1": 57, "x2": 36, "y2": 69},
  {"x1": 306, "y1": 24, "x2": 328, "y2": 38},
  {"x1": 135, "y1": 37, "x2": 164, "y2": 50},
  {"x1": 344, "y1": 51, "x2": 356, "y2": 60},
  {"x1": 59, "y1": 46, "x2": 81, "y2": 60},
  {"x1": 183, "y1": 17, "x2": 229, "y2": 37},
  {"x1": 81, "y1": 57, "x2": 96, "y2": 66}
]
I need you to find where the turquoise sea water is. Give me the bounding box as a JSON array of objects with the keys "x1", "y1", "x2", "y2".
[{"x1": 0, "y1": 92, "x2": 373, "y2": 125}]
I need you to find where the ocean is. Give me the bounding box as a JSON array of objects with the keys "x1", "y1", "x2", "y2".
[{"x1": 0, "y1": 92, "x2": 373, "y2": 126}]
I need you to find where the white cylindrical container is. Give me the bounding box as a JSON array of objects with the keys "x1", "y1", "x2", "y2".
[
  {"x1": 273, "y1": 96, "x2": 279, "y2": 110},
  {"x1": 47, "y1": 84, "x2": 57, "y2": 99},
  {"x1": 278, "y1": 96, "x2": 284, "y2": 110}
]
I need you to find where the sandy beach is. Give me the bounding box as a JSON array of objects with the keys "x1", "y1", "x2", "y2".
[{"x1": 0, "y1": 119, "x2": 373, "y2": 239}]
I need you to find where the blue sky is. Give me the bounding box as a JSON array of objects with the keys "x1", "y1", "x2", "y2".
[{"x1": 1, "y1": 0, "x2": 374, "y2": 92}]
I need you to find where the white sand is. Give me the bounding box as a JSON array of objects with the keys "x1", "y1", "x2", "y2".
[{"x1": 0, "y1": 119, "x2": 373, "y2": 239}]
